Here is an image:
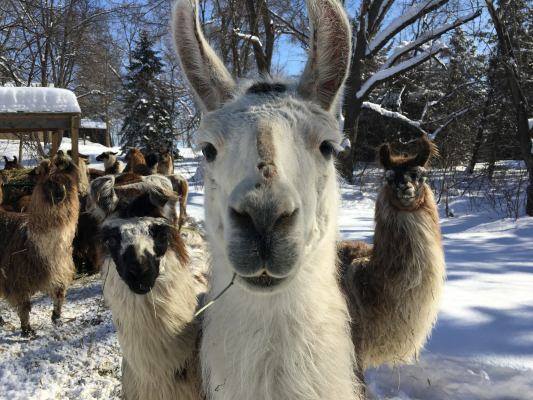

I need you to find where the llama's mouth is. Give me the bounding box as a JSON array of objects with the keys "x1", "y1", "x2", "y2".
[
  {"x1": 128, "y1": 282, "x2": 153, "y2": 295},
  {"x1": 239, "y1": 272, "x2": 285, "y2": 290}
]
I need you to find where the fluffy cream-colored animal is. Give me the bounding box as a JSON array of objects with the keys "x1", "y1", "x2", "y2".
[
  {"x1": 91, "y1": 175, "x2": 207, "y2": 400},
  {"x1": 173, "y1": 0, "x2": 359, "y2": 399},
  {"x1": 339, "y1": 136, "x2": 445, "y2": 378}
]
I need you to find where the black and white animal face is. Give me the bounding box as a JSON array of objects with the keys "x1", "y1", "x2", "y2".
[
  {"x1": 96, "y1": 151, "x2": 118, "y2": 168},
  {"x1": 102, "y1": 218, "x2": 170, "y2": 294},
  {"x1": 385, "y1": 166, "x2": 427, "y2": 208}
]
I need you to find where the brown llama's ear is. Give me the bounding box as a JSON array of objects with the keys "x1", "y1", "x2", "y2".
[
  {"x1": 3, "y1": 156, "x2": 8, "y2": 163},
  {"x1": 172, "y1": 0, "x2": 236, "y2": 111},
  {"x1": 297, "y1": 0, "x2": 352, "y2": 111},
  {"x1": 413, "y1": 136, "x2": 437, "y2": 167},
  {"x1": 13, "y1": 156, "x2": 18, "y2": 163},
  {"x1": 378, "y1": 143, "x2": 393, "y2": 170}
]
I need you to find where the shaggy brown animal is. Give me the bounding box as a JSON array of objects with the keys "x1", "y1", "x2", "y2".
[
  {"x1": 89, "y1": 168, "x2": 105, "y2": 180},
  {"x1": 3, "y1": 156, "x2": 22, "y2": 170},
  {"x1": 0, "y1": 152, "x2": 80, "y2": 336},
  {"x1": 339, "y1": 136, "x2": 445, "y2": 387},
  {"x1": 123, "y1": 148, "x2": 153, "y2": 175},
  {"x1": 168, "y1": 174, "x2": 189, "y2": 228},
  {"x1": 67, "y1": 150, "x2": 90, "y2": 196},
  {"x1": 157, "y1": 150, "x2": 174, "y2": 175}
]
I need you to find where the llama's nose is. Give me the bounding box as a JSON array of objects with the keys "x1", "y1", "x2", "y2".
[
  {"x1": 228, "y1": 184, "x2": 299, "y2": 241},
  {"x1": 227, "y1": 181, "x2": 301, "y2": 277},
  {"x1": 118, "y1": 246, "x2": 160, "y2": 294}
]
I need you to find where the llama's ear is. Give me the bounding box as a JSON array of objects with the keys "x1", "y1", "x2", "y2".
[
  {"x1": 172, "y1": 0, "x2": 236, "y2": 111},
  {"x1": 13, "y1": 156, "x2": 18, "y2": 162},
  {"x1": 378, "y1": 143, "x2": 393, "y2": 170},
  {"x1": 297, "y1": 0, "x2": 351, "y2": 111},
  {"x1": 413, "y1": 136, "x2": 436, "y2": 167}
]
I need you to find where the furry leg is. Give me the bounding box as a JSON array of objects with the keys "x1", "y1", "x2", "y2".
[
  {"x1": 16, "y1": 298, "x2": 34, "y2": 337},
  {"x1": 51, "y1": 286, "x2": 66, "y2": 324}
]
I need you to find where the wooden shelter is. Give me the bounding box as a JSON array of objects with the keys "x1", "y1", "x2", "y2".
[
  {"x1": 0, "y1": 87, "x2": 81, "y2": 164},
  {"x1": 79, "y1": 119, "x2": 110, "y2": 146}
]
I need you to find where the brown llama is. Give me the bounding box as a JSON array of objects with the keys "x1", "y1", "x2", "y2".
[
  {"x1": 157, "y1": 149, "x2": 174, "y2": 175},
  {"x1": 0, "y1": 152, "x2": 80, "y2": 336},
  {"x1": 67, "y1": 150, "x2": 90, "y2": 196},
  {"x1": 123, "y1": 148, "x2": 153, "y2": 175},
  {"x1": 167, "y1": 174, "x2": 189, "y2": 228},
  {"x1": 339, "y1": 136, "x2": 445, "y2": 380},
  {"x1": 3, "y1": 156, "x2": 22, "y2": 170}
]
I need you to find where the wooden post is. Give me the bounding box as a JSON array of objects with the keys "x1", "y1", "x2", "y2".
[
  {"x1": 18, "y1": 136, "x2": 23, "y2": 163},
  {"x1": 70, "y1": 115, "x2": 80, "y2": 165},
  {"x1": 51, "y1": 130, "x2": 63, "y2": 158}
]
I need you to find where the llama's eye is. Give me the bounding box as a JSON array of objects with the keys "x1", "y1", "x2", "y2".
[
  {"x1": 202, "y1": 143, "x2": 217, "y2": 162},
  {"x1": 410, "y1": 171, "x2": 419, "y2": 181},
  {"x1": 319, "y1": 141, "x2": 337, "y2": 160}
]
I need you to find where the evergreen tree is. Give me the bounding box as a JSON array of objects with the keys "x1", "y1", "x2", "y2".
[{"x1": 120, "y1": 31, "x2": 174, "y2": 152}]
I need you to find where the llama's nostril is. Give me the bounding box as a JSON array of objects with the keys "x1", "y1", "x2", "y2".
[
  {"x1": 274, "y1": 208, "x2": 299, "y2": 229},
  {"x1": 229, "y1": 207, "x2": 255, "y2": 230}
]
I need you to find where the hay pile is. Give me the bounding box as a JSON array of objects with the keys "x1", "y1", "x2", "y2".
[{"x1": 0, "y1": 168, "x2": 36, "y2": 209}]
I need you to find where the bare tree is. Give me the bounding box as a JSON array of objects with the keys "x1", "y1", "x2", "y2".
[
  {"x1": 485, "y1": 0, "x2": 532, "y2": 215},
  {"x1": 339, "y1": 0, "x2": 481, "y2": 180}
]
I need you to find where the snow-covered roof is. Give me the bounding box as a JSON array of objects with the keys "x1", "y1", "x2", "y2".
[
  {"x1": 0, "y1": 87, "x2": 81, "y2": 114},
  {"x1": 81, "y1": 119, "x2": 106, "y2": 130}
]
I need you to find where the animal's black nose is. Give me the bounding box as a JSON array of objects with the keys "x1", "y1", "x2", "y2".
[{"x1": 117, "y1": 246, "x2": 160, "y2": 294}]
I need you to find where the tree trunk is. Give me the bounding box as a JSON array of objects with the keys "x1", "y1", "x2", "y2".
[
  {"x1": 18, "y1": 136, "x2": 23, "y2": 163},
  {"x1": 466, "y1": 91, "x2": 493, "y2": 174},
  {"x1": 487, "y1": 111, "x2": 504, "y2": 182},
  {"x1": 341, "y1": 11, "x2": 368, "y2": 182}
]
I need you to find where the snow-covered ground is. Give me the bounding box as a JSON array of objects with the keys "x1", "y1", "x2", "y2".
[{"x1": 1, "y1": 140, "x2": 532, "y2": 399}]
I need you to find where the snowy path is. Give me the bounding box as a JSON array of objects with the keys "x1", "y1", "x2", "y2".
[{"x1": 1, "y1": 143, "x2": 532, "y2": 399}]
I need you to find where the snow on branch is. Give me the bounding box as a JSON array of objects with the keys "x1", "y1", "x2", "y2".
[
  {"x1": 366, "y1": 0, "x2": 449, "y2": 57},
  {"x1": 0, "y1": 56, "x2": 24, "y2": 86},
  {"x1": 357, "y1": 42, "x2": 446, "y2": 100},
  {"x1": 362, "y1": 101, "x2": 427, "y2": 134},
  {"x1": 233, "y1": 28, "x2": 263, "y2": 48},
  {"x1": 429, "y1": 107, "x2": 471, "y2": 139},
  {"x1": 382, "y1": 9, "x2": 482, "y2": 70}
]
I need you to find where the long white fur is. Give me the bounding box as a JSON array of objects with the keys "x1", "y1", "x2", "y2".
[
  {"x1": 102, "y1": 219, "x2": 208, "y2": 400},
  {"x1": 172, "y1": 0, "x2": 359, "y2": 399}
]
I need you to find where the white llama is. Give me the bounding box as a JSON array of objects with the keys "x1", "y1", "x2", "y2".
[
  {"x1": 171, "y1": 0, "x2": 445, "y2": 399},
  {"x1": 173, "y1": 0, "x2": 357, "y2": 399}
]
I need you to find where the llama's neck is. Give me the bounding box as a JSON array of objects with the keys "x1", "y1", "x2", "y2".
[
  {"x1": 105, "y1": 158, "x2": 122, "y2": 174},
  {"x1": 373, "y1": 185, "x2": 444, "y2": 291},
  {"x1": 201, "y1": 226, "x2": 358, "y2": 400},
  {"x1": 27, "y1": 189, "x2": 79, "y2": 261}
]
